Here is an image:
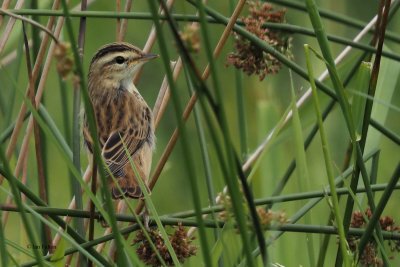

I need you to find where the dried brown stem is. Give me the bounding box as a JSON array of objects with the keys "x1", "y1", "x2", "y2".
[
  {"x1": 1, "y1": 0, "x2": 61, "y2": 179},
  {"x1": 153, "y1": 59, "x2": 180, "y2": 129},
  {"x1": 0, "y1": 0, "x2": 25, "y2": 56},
  {"x1": 119, "y1": 0, "x2": 133, "y2": 41},
  {"x1": 0, "y1": 0, "x2": 12, "y2": 29},
  {"x1": 1, "y1": 0, "x2": 62, "y2": 227},
  {"x1": 22, "y1": 21, "x2": 53, "y2": 253},
  {"x1": 116, "y1": 0, "x2": 121, "y2": 42},
  {"x1": 21, "y1": 148, "x2": 29, "y2": 203},
  {"x1": 133, "y1": 0, "x2": 175, "y2": 85}
]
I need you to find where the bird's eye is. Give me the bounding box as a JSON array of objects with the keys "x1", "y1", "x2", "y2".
[{"x1": 115, "y1": 56, "x2": 125, "y2": 64}]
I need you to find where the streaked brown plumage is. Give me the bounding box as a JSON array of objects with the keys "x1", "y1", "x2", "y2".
[{"x1": 83, "y1": 42, "x2": 157, "y2": 199}]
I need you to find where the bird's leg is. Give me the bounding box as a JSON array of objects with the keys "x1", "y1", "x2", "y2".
[{"x1": 142, "y1": 201, "x2": 150, "y2": 230}]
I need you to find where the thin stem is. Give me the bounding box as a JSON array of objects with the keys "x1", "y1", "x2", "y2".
[
  {"x1": 183, "y1": 65, "x2": 219, "y2": 240},
  {"x1": 22, "y1": 20, "x2": 54, "y2": 255},
  {"x1": 268, "y1": 0, "x2": 400, "y2": 43},
  {"x1": 0, "y1": 8, "x2": 59, "y2": 43},
  {"x1": 2, "y1": 182, "x2": 398, "y2": 222}
]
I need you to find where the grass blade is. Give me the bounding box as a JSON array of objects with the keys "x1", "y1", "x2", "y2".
[
  {"x1": 289, "y1": 70, "x2": 315, "y2": 266},
  {"x1": 304, "y1": 44, "x2": 352, "y2": 267}
]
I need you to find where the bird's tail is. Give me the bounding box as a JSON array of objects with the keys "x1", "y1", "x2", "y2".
[{"x1": 110, "y1": 178, "x2": 150, "y2": 199}]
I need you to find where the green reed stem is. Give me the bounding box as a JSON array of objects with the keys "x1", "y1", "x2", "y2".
[
  {"x1": 268, "y1": 0, "x2": 400, "y2": 43},
  {"x1": 183, "y1": 65, "x2": 219, "y2": 243},
  {"x1": 61, "y1": 0, "x2": 127, "y2": 265},
  {"x1": 148, "y1": 1, "x2": 212, "y2": 266},
  {"x1": 357, "y1": 162, "x2": 400, "y2": 260},
  {"x1": 0, "y1": 210, "x2": 7, "y2": 267},
  {"x1": 340, "y1": 1, "x2": 393, "y2": 265},
  {"x1": 194, "y1": 0, "x2": 266, "y2": 264},
  {"x1": 305, "y1": 1, "x2": 356, "y2": 141},
  {"x1": 370, "y1": 119, "x2": 400, "y2": 145},
  {"x1": 229, "y1": 0, "x2": 248, "y2": 161},
  {"x1": 3, "y1": 181, "x2": 397, "y2": 223}
]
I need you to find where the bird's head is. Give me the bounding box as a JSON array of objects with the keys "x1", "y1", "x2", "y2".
[{"x1": 88, "y1": 42, "x2": 158, "y2": 91}]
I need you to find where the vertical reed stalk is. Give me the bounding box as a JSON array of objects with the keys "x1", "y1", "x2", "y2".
[
  {"x1": 22, "y1": 21, "x2": 53, "y2": 255},
  {"x1": 75, "y1": 1, "x2": 88, "y2": 266},
  {"x1": 305, "y1": 44, "x2": 351, "y2": 267}
]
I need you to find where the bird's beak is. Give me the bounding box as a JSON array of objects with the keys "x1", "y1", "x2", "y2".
[
  {"x1": 129, "y1": 53, "x2": 158, "y2": 66},
  {"x1": 139, "y1": 53, "x2": 159, "y2": 61}
]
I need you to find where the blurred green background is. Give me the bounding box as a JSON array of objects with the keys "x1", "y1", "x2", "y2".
[{"x1": 1, "y1": 0, "x2": 400, "y2": 265}]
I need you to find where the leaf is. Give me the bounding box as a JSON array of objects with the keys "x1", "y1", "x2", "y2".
[
  {"x1": 49, "y1": 237, "x2": 65, "y2": 267},
  {"x1": 351, "y1": 61, "x2": 372, "y2": 138},
  {"x1": 365, "y1": 46, "x2": 400, "y2": 154}
]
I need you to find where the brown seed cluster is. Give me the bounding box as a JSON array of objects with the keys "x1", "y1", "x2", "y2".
[
  {"x1": 132, "y1": 223, "x2": 198, "y2": 266},
  {"x1": 256, "y1": 207, "x2": 289, "y2": 229},
  {"x1": 54, "y1": 42, "x2": 74, "y2": 79},
  {"x1": 178, "y1": 23, "x2": 201, "y2": 53},
  {"x1": 217, "y1": 192, "x2": 288, "y2": 232},
  {"x1": 226, "y1": 1, "x2": 293, "y2": 81},
  {"x1": 348, "y1": 206, "x2": 400, "y2": 266}
]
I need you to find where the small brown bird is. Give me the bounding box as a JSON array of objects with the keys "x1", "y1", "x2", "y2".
[{"x1": 83, "y1": 42, "x2": 157, "y2": 201}]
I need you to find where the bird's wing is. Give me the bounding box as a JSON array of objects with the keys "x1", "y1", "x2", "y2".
[{"x1": 102, "y1": 121, "x2": 150, "y2": 177}]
